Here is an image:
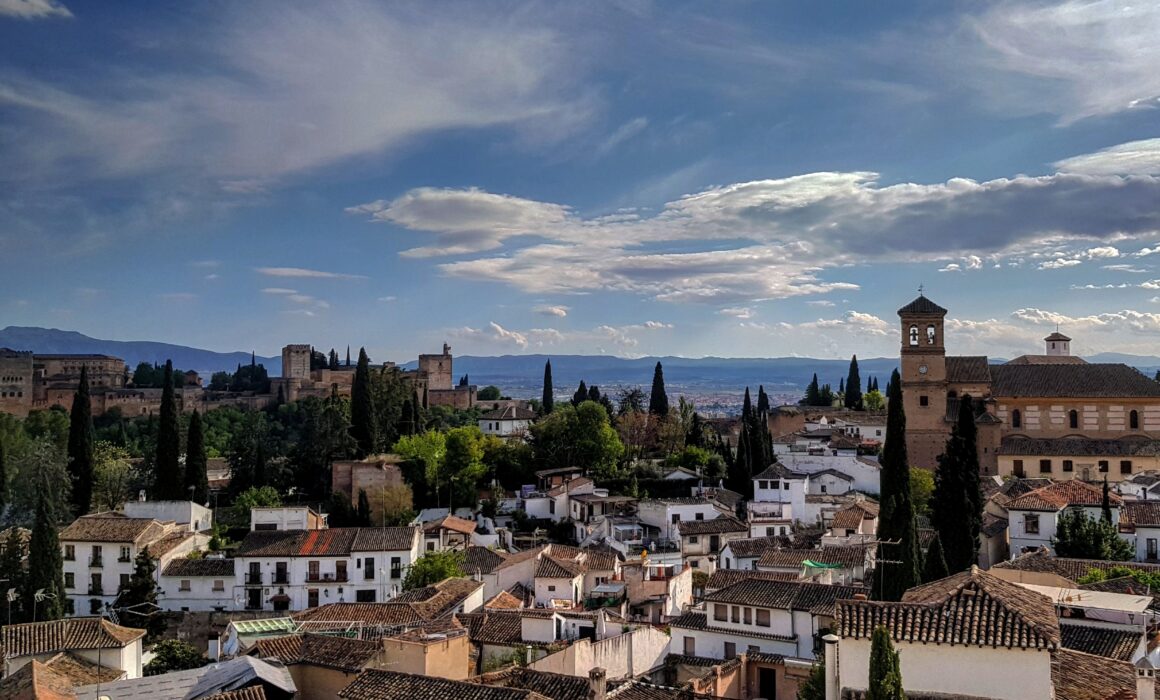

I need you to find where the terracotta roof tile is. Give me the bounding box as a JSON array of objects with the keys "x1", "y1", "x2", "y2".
[
  {"x1": 705, "y1": 569, "x2": 797, "y2": 591},
  {"x1": 898, "y1": 295, "x2": 947, "y2": 316},
  {"x1": 58, "y1": 515, "x2": 167, "y2": 545},
  {"x1": 945, "y1": 356, "x2": 991, "y2": 384},
  {"x1": 251, "y1": 633, "x2": 380, "y2": 672},
  {"x1": 481, "y1": 406, "x2": 536, "y2": 421},
  {"x1": 990, "y1": 363, "x2": 1160, "y2": 398},
  {"x1": 758, "y1": 545, "x2": 870, "y2": 570},
  {"x1": 162, "y1": 558, "x2": 235, "y2": 577},
  {"x1": 1, "y1": 618, "x2": 144, "y2": 658},
  {"x1": 1060, "y1": 624, "x2": 1141, "y2": 662},
  {"x1": 1006, "y1": 480, "x2": 1121, "y2": 512},
  {"x1": 0, "y1": 660, "x2": 77, "y2": 700},
  {"x1": 668, "y1": 612, "x2": 796, "y2": 643},
  {"x1": 999, "y1": 436, "x2": 1160, "y2": 458},
  {"x1": 423, "y1": 515, "x2": 476, "y2": 536},
  {"x1": 42, "y1": 651, "x2": 124, "y2": 687},
  {"x1": 476, "y1": 668, "x2": 589, "y2": 700},
  {"x1": 705, "y1": 579, "x2": 867, "y2": 614},
  {"x1": 464, "y1": 546, "x2": 509, "y2": 575},
  {"x1": 352, "y1": 526, "x2": 420, "y2": 552},
  {"x1": 1123, "y1": 501, "x2": 1160, "y2": 527},
  {"x1": 677, "y1": 516, "x2": 748, "y2": 536},
  {"x1": 1051, "y1": 649, "x2": 1146, "y2": 700},
  {"x1": 340, "y1": 670, "x2": 549, "y2": 700},
  {"x1": 996, "y1": 550, "x2": 1160, "y2": 582},
  {"x1": 723, "y1": 536, "x2": 782, "y2": 559},
  {"x1": 202, "y1": 688, "x2": 268, "y2": 700},
  {"x1": 535, "y1": 556, "x2": 582, "y2": 579},
  {"x1": 484, "y1": 591, "x2": 524, "y2": 610}
]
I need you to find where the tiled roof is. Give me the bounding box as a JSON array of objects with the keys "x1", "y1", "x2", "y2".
[
  {"x1": 830, "y1": 503, "x2": 878, "y2": 531},
  {"x1": 990, "y1": 363, "x2": 1160, "y2": 398},
  {"x1": 646, "y1": 497, "x2": 713, "y2": 505},
  {"x1": 340, "y1": 670, "x2": 549, "y2": 700},
  {"x1": 43, "y1": 651, "x2": 124, "y2": 687},
  {"x1": 162, "y1": 557, "x2": 235, "y2": 577},
  {"x1": 898, "y1": 295, "x2": 947, "y2": 315},
  {"x1": 535, "y1": 556, "x2": 582, "y2": 579},
  {"x1": 758, "y1": 545, "x2": 870, "y2": 570},
  {"x1": 58, "y1": 515, "x2": 166, "y2": 544},
  {"x1": 234, "y1": 530, "x2": 305, "y2": 557},
  {"x1": 481, "y1": 406, "x2": 536, "y2": 421},
  {"x1": 293, "y1": 603, "x2": 426, "y2": 628},
  {"x1": 837, "y1": 566, "x2": 1059, "y2": 650},
  {"x1": 724, "y1": 536, "x2": 782, "y2": 559},
  {"x1": 507, "y1": 582, "x2": 532, "y2": 603},
  {"x1": 423, "y1": 515, "x2": 476, "y2": 536},
  {"x1": 298, "y1": 528, "x2": 360, "y2": 556},
  {"x1": 678, "y1": 516, "x2": 747, "y2": 536},
  {"x1": 484, "y1": 590, "x2": 524, "y2": 610},
  {"x1": 946, "y1": 356, "x2": 991, "y2": 384},
  {"x1": 203, "y1": 688, "x2": 268, "y2": 700},
  {"x1": 995, "y1": 550, "x2": 1160, "y2": 582},
  {"x1": 146, "y1": 529, "x2": 198, "y2": 558},
  {"x1": 1079, "y1": 577, "x2": 1160, "y2": 610},
  {"x1": 465, "y1": 612, "x2": 542, "y2": 647},
  {"x1": 668, "y1": 612, "x2": 796, "y2": 643},
  {"x1": 1006, "y1": 354, "x2": 1088, "y2": 366},
  {"x1": 705, "y1": 579, "x2": 867, "y2": 614},
  {"x1": 705, "y1": 569, "x2": 797, "y2": 591},
  {"x1": 753, "y1": 463, "x2": 803, "y2": 481},
  {"x1": 389, "y1": 577, "x2": 483, "y2": 619},
  {"x1": 981, "y1": 513, "x2": 1009, "y2": 538},
  {"x1": 476, "y1": 668, "x2": 589, "y2": 700},
  {"x1": 1051, "y1": 649, "x2": 1148, "y2": 700},
  {"x1": 464, "y1": 546, "x2": 509, "y2": 575},
  {"x1": 999, "y1": 436, "x2": 1160, "y2": 457},
  {"x1": 352, "y1": 526, "x2": 420, "y2": 552},
  {"x1": 608, "y1": 680, "x2": 721, "y2": 699},
  {"x1": 810, "y1": 468, "x2": 856, "y2": 482},
  {"x1": 1006, "y1": 480, "x2": 1121, "y2": 512},
  {"x1": 250, "y1": 633, "x2": 381, "y2": 672},
  {"x1": 0, "y1": 659, "x2": 77, "y2": 700},
  {"x1": 584, "y1": 550, "x2": 619, "y2": 572},
  {"x1": 1122, "y1": 501, "x2": 1160, "y2": 527},
  {"x1": 1, "y1": 618, "x2": 145, "y2": 658},
  {"x1": 1059, "y1": 624, "x2": 1141, "y2": 662}
]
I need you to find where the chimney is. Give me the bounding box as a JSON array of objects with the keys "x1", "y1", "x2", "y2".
[
  {"x1": 1137, "y1": 657, "x2": 1156, "y2": 700},
  {"x1": 588, "y1": 667, "x2": 607, "y2": 700},
  {"x1": 138, "y1": 490, "x2": 146, "y2": 502},
  {"x1": 823, "y1": 634, "x2": 839, "y2": 700}
]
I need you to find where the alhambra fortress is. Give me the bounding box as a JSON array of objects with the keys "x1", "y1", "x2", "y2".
[{"x1": 0, "y1": 342, "x2": 478, "y2": 419}]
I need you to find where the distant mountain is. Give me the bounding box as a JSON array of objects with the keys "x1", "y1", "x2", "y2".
[{"x1": 0, "y1": 326, "x2": 281, "y2": 376}]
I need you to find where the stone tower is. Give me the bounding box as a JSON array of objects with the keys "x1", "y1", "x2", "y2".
[
  {"x1": 898, "y1": 294, "x2": 949, "y2": 470},
  {"x1": 281, "y1": 344, "x2": 312, "y2": 380}
]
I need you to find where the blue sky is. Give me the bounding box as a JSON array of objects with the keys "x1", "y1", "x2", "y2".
[{"x1": 2, "y1": 0, "x2": 1160, "y2": 362}]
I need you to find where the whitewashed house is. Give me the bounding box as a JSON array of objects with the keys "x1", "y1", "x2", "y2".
[
  {"x1": 1006, "y1": 480, "x2": 1122, "y2": 557},
  {"x1": 675, "y1": 515, "x2": 748, "y2": 572},
  {"x1": 533, "y1": 556, "x2": 583, "y2": 607},
  {"x1": 250, "y1": 506, "x2": 326, "y2": 531},
  {"x1": 160, "y1": 557, "x2": 235, "y2": 611},
  {"x1": 1120, "y1": 500, "x2": 1160, "y2": 562},
  {"x1": 523, "y1": 477, "x2": 595, "y2": 523},
  {"x1": 0, "y1": 617, "x2": 146, "y2": 680},
  {"x1": 719, "y1": 536, "x2": 780, "y2": 571},
  {"x1": 778, "y1": 453, "x2": 881, "y2": 495},
  {"x1": 637, "y1": 498, "x2": 728, "y2": 545},
  {"x1": 478, "y1": 406, "x2": 535, "y2": 437},
  {"x1": 123, "y1": 499, "x2": 213, "y2": 532}
]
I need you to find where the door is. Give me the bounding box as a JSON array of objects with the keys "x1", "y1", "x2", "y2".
[
  {"x1": 248, "y1": 562, "x2": 261, "y2": 584},
  {"x1": 683, "y1": 636, "x2": 695, "y2": 656},
  {"x1": 1149, "y1": 539, "x2": 1158, "y2": 560},
  {"x1": 247, "y1": 588, "x2": 262, "y2": 610},
  {"x1": 709, "y1": 535, "x2": 720, "y2": 553},
  {"x1": 758, "y1": 668, "x2": 777, "y2": 699},
  {"x1": 307, "y1": 589, "x2": 319, "y2": 608}
]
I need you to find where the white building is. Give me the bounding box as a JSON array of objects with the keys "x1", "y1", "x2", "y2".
[
  {"x1": 250, "y1": 506, "x2": 326, "y2": 531},
  {"x1": 1119, "y1": 500, "x2": 1160, "y2": 562},
  {"x1": 159, "y1": 557, "x2": 235, "y2": 612},
  {"x1": 123, "y1": 499, "x2": 213, "y2": 532},
  {"x1": 234, "y1": 526, "x2": 422, "y2": 612},
  {"x1": 675, "y1": 515, "x2": 748, "y2": 572},
  {"x1": 777, "y1": 453, "x2": 881, "y2": 495},
  {"x1": 523, "y1": 477, "x2": 595, "y2": 523},
  {"x1": 669, "y1": 577, "x2": 865, "y2": 661},
  {"x1": 0, "y1": 617, "x2": 145, "y2": 680},
  {"x1": 637, "y1": 498, "x2": 727, "y2": 545},
  {"x1": 718, "y1": 536, "x2": 780, "y2": 571},
  {"x1": 1005, "y1": 480, "x2": 1122, "y2": 557},
  {"x1": 478, "y1": 406, "x2": 535, "y2": 437},
  {"x1": 821, "y1": 501, "x2": 879, "y2": 547},
  {"x1": 60, "y1": 513, "x2": 206, "y2": 616}
]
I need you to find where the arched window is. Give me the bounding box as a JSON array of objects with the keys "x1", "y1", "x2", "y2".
[
  {"x1": 927, "y1": 325, "x2": 936, "y2": 345},
  {"x1": 1131, "y1": 410, "x2": 1140, "y2": 430},
  {"x1": 1012, "y1": 409, "x2": 1021, "y2": 429},
  {"x1": 909, "y1": 325, "x2": 919, "y2": 346},
  {"x1": 1069, "y1": 410, "x2": 1078, "y2": 429}
]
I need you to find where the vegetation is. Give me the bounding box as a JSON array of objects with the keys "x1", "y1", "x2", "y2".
[
  {"x1": 403, "y1": 550, "x2": 466, "y2": 590},
  {"x1": 873, "y1": 369, "x2": 921, "y2": 601},
  {"x1": 541, "y1": 359, "x2": 554, "y2": 414},
  {"x1": 117, "y1": 546, "x2": 166, "y2": 641},
  {"x1": 528, "y1": 402, "x2": 624, "y2": 478},
  {"x1": 797, "y1": 659, "x2": 827, "y2": 700},
  {"x1": 25, "y1": 442, "x2": 67, "y2": 622},
  {"x1": 922, "y1": 534, "x2": 949, "y2": 583},
  {"x1": 930, "y1": 395, "x2": 983, "y2": 572},
  {"x1": 184, "y1": 410, "x2": 209, "y2": 504},
  {"x1": 92, "y1": 441, "x2": 134, "y2": 512},
  {"x1": 1052, "y1": 509, "x2": 1134, "y2": 561},
  {"x1": 844, "y1": 355, "x2": 863, "y2": 410},
  {"x1": 863, "y1": 389, "x2": 885, "y2": 412},
  {"x1": 232, "y1": 486, "x2": 282, "y2": 523},
  {"x1": 350, "y1": 348, "x2": 377, "y2": 457},
  {"x1": 649, "y1": 361, "x2": 669, "y2": 416},
  {"x1": 909, "y1": 468, "x2": 934, "y2": 517},
  {"x1": 144, "y1": 639, "x2": 209, "y2": 676},
  {"x1": 802, "y1": 373, "x2": 835, "y2": 406},
  {"x1": 67, "y1": 366, "x2": 95, "y2": 516},
  {"x1": 867, "y1": 625, "x2": 905, "y2": 700},
  {"x1": 154, "y1": 360, "x2": 184, "y2": 500},
  {"x1": 1077, "y1": 565, "x2": 1160, "y2": 588}
]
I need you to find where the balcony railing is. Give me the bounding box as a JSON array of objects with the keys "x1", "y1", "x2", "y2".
[
  {"x1": 88, "y1": 556, "x2": 103, "y2": 568},
  {"x1": 245, "y1": 573, "x2": 263, "y2": 585},
  {"x1": 306, "y1": 572, "x2": 349, "y2": 583},
  {"x1": 88, "y1": 586, "x2": 103, "y2": 596},
  {"x1": 273, "y1": 574, "x2": 290, "y2": 584}
]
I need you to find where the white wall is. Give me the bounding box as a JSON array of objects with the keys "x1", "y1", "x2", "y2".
[
  {"x1": 123, "y1": 501, "x2": 213, "y2": 532},
  {"x1": 529, "y1": 627, "x2": 669, "y2": 679},
  {"x1": 478, "y1": 418, "x2": 531, "y2": 436},
  {"x1": 250, "y1": 507, "x2": 315, "y2": 531},
  {"x1": 673, "y1": 626, "x2": 798, "y2": 660},
  {"x1": 779, "y1": 454, "x2": 881, "y2": 494},
  {"x1": 159, "y1": 575, "x2": 233, "y2": 611},
  {"x1": 807, "y1": 473, "x2": 853, "y2": 496},
  {"x1": 534, "y1": 575, "x2": 580, "y2": 606},
  {"x1": 838, "y1": 638, "x2": 1053, "y2": 700},
  {"x1": 638, "y1": 501, "x2": 722, "y2": 539}
]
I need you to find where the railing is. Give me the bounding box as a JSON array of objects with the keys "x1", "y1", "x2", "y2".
[
  {"x1": 88, "y1": 586, "x2": 103, "y2": 595},
  {"x1": 273, "y1": 574, "x2": 290, "y2": 584},
  {"x1": 245, "y1": 573, "x2": 263, "y2": 585},
  {"x1": 89, "y1": 556, "x2": 103, "y2": 568},
  {"x1": 306, "y1": 572, "x2": 349, "y2": 583}
]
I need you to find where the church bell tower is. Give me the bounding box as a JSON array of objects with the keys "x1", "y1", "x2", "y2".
[{"x1": 897, "y1": 292, "x2": 949, "y2": 470}]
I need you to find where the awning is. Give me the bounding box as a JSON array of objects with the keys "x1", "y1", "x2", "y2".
[{"x1": 802, "y1": 560, "x2": 842, "y2": 569}]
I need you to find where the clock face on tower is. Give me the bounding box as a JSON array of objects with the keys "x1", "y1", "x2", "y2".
[{"x1": 918, "y1": 364, "x2": 928, "y2": 375}]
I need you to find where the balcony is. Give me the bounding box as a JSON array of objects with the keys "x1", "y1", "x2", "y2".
[
  {"x1": 87, "y1": 586, "x2": 103, "y2": 596},
  {"x1": 272, "y1": 574, "x2": 290, "y2": 585},
  {"x1": 245, "y1": 573, "x2": 263, "y2": 585},
  {"x1": 88, "y1": 556, "x2": 104, "y2": 568},
  {"x1": 306, "y1": 572, "x2": 349, "y2": 583}
]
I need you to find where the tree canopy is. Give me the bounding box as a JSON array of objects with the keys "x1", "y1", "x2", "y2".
[
  {"x1": 403, "y1": 550, "x2": 465, "y2": 590},
  {"x1": 930, "y1": 395, "x2": 983, "y2": 573},
  {"x1": 873, "y1": 369, "x2": 921, "y2": 601},
  {"x1": 529, "y1": 402, "x2": 624, "y2": 478},
  {"x1": 1052, "y1": 508, "x2": 1134, "y2": 561}
]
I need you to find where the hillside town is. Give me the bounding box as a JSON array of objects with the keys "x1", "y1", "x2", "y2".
[{"x1": 0, "y1": 293, "x2": 1159, "y2": 699}]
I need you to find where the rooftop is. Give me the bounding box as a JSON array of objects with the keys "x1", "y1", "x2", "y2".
[
  {"x1": 249, "y1": 633, "x2": 381, "y2": 673},
  {"x1": 162, "y1": 557, "x2": 236, "y2": 578},
  {"x1": 990, "y1": 363, "x2": 1160, "y2": 398},
  {"x1": 58, "y1": 515, "x2": 167, "y2": 545},
  {"x1": 705, "y1": 579, "x2": 868, "y2": 614},
  {"x1": 1005, "y1": 480, "x2": 1121, "y2": 512},
  {"x1": 995, "y1": 550, "x2": 1160, "y2": 582},
  {"x1": 677, "y1": 516, "x2": 748, "y2": 536},
  {"x1": 340, "y1": 670, "x2": 549, "y2": 700},
  {"x1": 898, "y1": 295, "x2": 948, "y2": 316},
  {"x1": 1, "y1": 618, "x2": 145, "y2": 658}
]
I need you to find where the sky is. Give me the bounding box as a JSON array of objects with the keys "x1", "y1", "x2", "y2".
[{"x1": 2, "y1": 0, "x2": 1160, "y2": 363}]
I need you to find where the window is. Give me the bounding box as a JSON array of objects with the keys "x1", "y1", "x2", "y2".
[
  {"x1": 364, "y1": 557, "x2": 374, "y2": 580},
  {"x1": 695, "y1": 513, "x2": 705, "y2": 521},
  {"x1": 1131, "y1": 410, "x2": 1140, "y2": 430},
  {"x1": 1013, "y1": 459, "x2": 1024, "y2": 477},
  {"x1": 1039, "y1": 459, "x2": 1052, "y2": 473},
  {"x1": 672, "y1": 514, "x2": 680, "y2": 524},
  {"x1": 743, "y1": 607, "x2": 752, "y2": 625},
  {"x1": 213, "y1": 580, "x2": 225, "y2": 592},
  {"x1": 1069, "y1": 410, "x2": 1078, "y2": 429},
  {"x1": 427, "y1": 542, "x2": 435, "y2": 552},
  {"x1": 390, "y1": 557, "x2": 401, "y2": 579},
  {"x1": 919, "y1": 396, "x2": 928, "y2": 407},
  {"x1": 927, "y1": 325, "x2": 936, "y2": 344},
  {"x1": 65, "y1": 599, "x2": 74, "y2": 615},
  {"x1": 64, "y1": 545, "x2": 75, "y2": 561},
  {"x1": 65, "y1": 573, "x2": 74, "y2": 589},
  {"x1": 89, "y1": 599, "x2": 102, "y2": 615},
  {"x1": 821, "y1": 485, "x2": 827, "y2": 493},
  {"x1": 1025, "y1": 515, "x2": 1039, "y2": 535},
  {"x1": 1121, "y1": 460, "x2": 1133, "y2": 475},
  {"x1": 548, "y1": 585, "x2": 556, "y2": 592},
  {"x1": 1012, "y1": 409, "x2": 1021, "y2": 428},
  {"x1": 724, "y1": 642, "x2": 737, "y2": 659},
  {"x1": 1099, "y1": 460, "x2": 1109, "y2": 473},
  {"x1": 688, "y1": 536, "x2": 699, "y2": 544},
  {"x1": 731, "y1": 605, "x2": 740, "y2": 622},
  {"x1": 179, "y1": 579, "x2": 191, "y2": 591},
  {"x1": 714, "y1": 604, "x2": 728, "y2": 621},
  {"x1": 119, "y1": 545, "x2": 130, "y2": 562},
  {"x1": 909, "y1": 325, "x2": 919, "y2": 346},
  {"x1": 684, "y1": 637, "x2": 696, "y2": 656},
  {"x1": 771, "y1": 481, "x2": 780, "y2": 489},
  {"x1": 1062, "y1": 460, "x2": 1073, "y2": 473},
  {"x1": 120, "y1": 574, "x2": 130, "y2": 589},
  {"x1": 756, "y1": 609, "x2": 770, "y2": 627},
  {"x1": 758, "y1": 480, "x2": 768, "y2": 489},
  {"x1": 549, "y1": 500, "x2": 555, "y2": 514},
  {"x1": 690, "y1": 560, "x2": 699, "y2": 568},
  {"x1": 336, "y1": 561, "x2": 348, "y2": 581},
  {"x1": 765, "y1": 527, "x2": 776, "y2": 537},
  {"x1": 1148, "y1": 539, "x2": 1158, "y2": 560},
  {"x1": 748, "y1": 645, "x2": 761, "y2": 654},
  {"x1": 308, "y1": 561, "x2": 320, "y2": 580},
  {"x1": 356, "y1": 589, "x2": 376, "y2": 602}
]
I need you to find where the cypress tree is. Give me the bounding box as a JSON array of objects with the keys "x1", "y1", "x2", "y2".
[
  {"x1": 930, "y1": 395, "x2": 982, "y2": 572},
  {"x1": 845, "y1": 355, "x2": 863, "y2": 410},
  {"x1": 742, "y1": 387, "x2": 752, "y2": 419},
  {"x1": 119, "y1": 546, "x2": 165, "y2": 640},
  {"x1": 686, "y1": 413, "x2": 704, "y2": 449},
  {"x1": 399, "y1": 399, "x2": 414, "y2": 436},
  {"x1": 0, "y1": 527, "x2": 25, "y2": 623},
  {"x1": 154, "y1": 360, "x2": 184, "y2": 500},
  {"x1": 588, "y1": 385, "x2": 601, "y2": 403},
  {"x1": 542, "y1": 360, "x2": 554, "y2": 414},
  {"x1": 412, "y1": 390, "x2": 422, "y2": 431},
  {"x1": 0, "y1": 439, "x2": 8, "y2": 516},
  {"x1": 805, "y1": 374, "x2": 821, "y2": 406},
  {"x1": 67, "y1": 366, "x2": 95, "y2": 516},
  {"x1": 26, "y1": 457, "x2": 65, "y2": 622},
  {"x1": 357, "y1": 489, "x2": 372, "y2": 526},
  {"x1": 867, "y1": 625, "x2": 904, "y2": 700},
  {"x1": 873, "y1": 369, "x2": 921, "y2": 601},
  {"x1": 1102, "y1": 477, "x2": 1113, "y2": 524},
  {"x1": 572, "y1": 380, "x2": 588, "y2": 407},
  {"x1": 839, "y1": 377, "x2": 845, "y2": 394},
  {"x1": 346, "y1": 346, "x2": 351, "y2": 367},
  {"x1": 922, "y1": 534, "x2": 950, "y2": 583},
  {"x1": 757, "y1": 386, "x2": 770, "y2": 414},
  {"x1": 350, "y1": 348, "x2": 377, "y2": 457},
  {"x1": 649, "y1": 362, "x2": 669, "y2": 416},
  {"x1": 184, "y1": 410, "x2": 209, "y2": 505}
]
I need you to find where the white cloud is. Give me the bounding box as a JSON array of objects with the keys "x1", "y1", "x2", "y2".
[
  {"x1": 191, "y1": 260, "x2": 220, "y2": 268},
  {"x1": 158, "y1": 292, "x2": 196, "y2": 301},
  {"x1": 1056, "y1": 139, "x2": 1160, "y2": 177},
  {"x1": 1103, "y1": 264, "x2": 1146, "y2": 273},
  {"x1": 1039, "y1": 258, "x2": 1082, "y2": 270},
  {"x1": 378, "y1": 296, "x2": 398, "y2": 303},
  {"x1": 488, "y1": 322, "x2": 528, "y2": 349},
  {"x1": 718, "y1": 307, "x2": 755, "y2": 319},
  {"x1": 938, "y1": 263, "x2": 962, "y2": 273},
  {"x1": 595, "y1": 116, "x2": 649, "y2": 156},
  {"x1": 798, "y1": 311, "x2": 892, "y2": 336},
  {"x1": 1136, "y1": 246, "x2": 1160, "y2": 257},
  {"x1": 805, "y1": 300, "x2": 835, "y2": 307},
  {"x1": 261, "y1": 287, "x2": 297, "y2": 295},
  {"x1": 255, "y1": 267, "x2": 366, "y2": 279},
  {"x1": 1085, "y1": 246, "x2": 1120, "y2": 259},
  {"x1": 533, "y1": 305, "x2": 569, "y2": 317},
  {"x1": 0, "y1": 0, "x2": 71, "y2": 19}
]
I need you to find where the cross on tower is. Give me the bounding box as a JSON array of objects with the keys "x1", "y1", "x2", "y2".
[{"x1": 917, "y1": 283, "x2": 924, "y2": 295}]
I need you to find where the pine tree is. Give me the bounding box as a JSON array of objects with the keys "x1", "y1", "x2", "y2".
[
  {"x1": 686, "y1": 413, "x2": 705, "y2": 449},
  {"x1": 184, "y1": 410, "x2": 209, "y2": 504},
  {"x1": 67, "y1": 366, "x2": 95, "y2": 516},
  {"x1": 867, "y1": 625, "x2": 904, "y2": 700},
  {"x1": 649, "y1": 362, "x2": 669, "y2": 416},
  {"x1": 845, "y1": 355, "x2": 863, "y2": 410},
  {"x1": 589, "y1": 385, "x2": 601, "y2": 403},
  {"x1": 118, "y1": 547, "x2": 165, "y2": 641},
  {"x1": 804, "y1": 374, "x2": 821, "y2": 406},
  {"x1": 922, "y1": 534, "x2": 950, "y2": 583},
  {"x1": 572, "y1": 380, "x2": 588, "y2": 407},
  {"x1": 350, "y1": 348, "x2": 377, "y2": 457},
  {"x1": 1102, "y1": 477, "x2": 1113, "y2": 524},
  {"x1": 154, "y1": 360, "x2": 184, "y2": 500},
  {"x1": 26, "y1": 454, "x2": 65, "y2": 622},
  {"x1": 542, "y1": 360, "x2": 555, "y2": 414},
  {"x1": 873, "y1": 369, "x2": 921, "y2": 601},
  {"x1": 0, "y1": 527, "x2": 26, "y2": 623},
  {"x1": 757, "y1": 386, "x2": 770, "y2": 414},
  {"x1": 930, "y1": 395, "x2": 982, "y2": 573}
]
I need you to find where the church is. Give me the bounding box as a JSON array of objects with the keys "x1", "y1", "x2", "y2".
[{"x1": 897, "y1": 294, "x2": 1160, "y2": 480}]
